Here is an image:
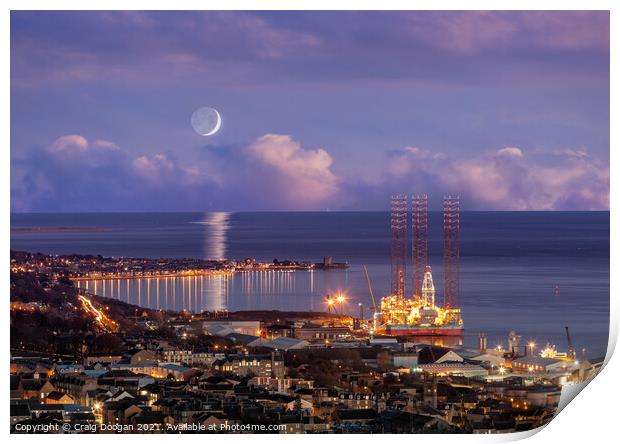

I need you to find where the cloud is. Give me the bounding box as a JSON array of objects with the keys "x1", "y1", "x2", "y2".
[
  {"x1": 411, "y1": 12, "x2": 518, "y2": 54},
  {"x1": 403, "y1": 11, "x2": 608, "y2": 54},
  {"x1": 92, "y1": 139, "x2": 120, "y2": 151},
  {"x1": 374, "y1": 145, "x2": 609, "y2": 210},
  {"x1": 132, "y1": 153, "x2": 203, "y2": 186},
  {"x1": 11, "y1": 11, "x2": 323, "y2": 88},
  {"x1": 244, "y1": 134, "x2": 339, "y2": 209},
  {"x1": 496, "y1": 147, "x2": 523, "y2": 159},
  {"x1": 47, "y1": 135, "x2": 121, "y2": 158},
  {"x1": 10, "y1": 133, "x2": 608, "y2": 212},
  {"x1": 47, "y1": 134, "x2": 89, "y2": 154},
  {"x1": 11, "y1": 133, "x2": 341, "y2": 211},
  {"x1": 552, "y1": 147, "x2": 590, "y2": 159},
  {"x1": 10, "y1": 11, "x2": 608, "y2": 90}
]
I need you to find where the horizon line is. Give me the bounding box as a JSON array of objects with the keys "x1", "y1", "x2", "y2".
[{"x1": 10, "y1": 209, "x2": 611, "y2": 215}]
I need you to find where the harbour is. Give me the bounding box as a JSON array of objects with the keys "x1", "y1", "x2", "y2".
[{"x1": 10, "y1": 210, "x2": 609, "y2": 358}]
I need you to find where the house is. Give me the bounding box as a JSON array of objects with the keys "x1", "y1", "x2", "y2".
[
  {"x1": 19, "y1": 379, "x2": 56, "y2": 401},
  {"x1": 285, "y1": 397, "x2": 313, "y2": 414},
  {"x1": 124, "y1": 349, "x2": 158, "y2": 365},
  {"x1": 53, "y1": 373, "x2": 98, "y2": 405},
  {"x1": 83, "y1": 353, "x2": 123, "y2": 366},
  {"x1": 10, "y1": 359, "x2": 55, "y2": 378},
  {"x1": 44, "y1": 390, "x2": 76, "y2": 404},
  {"x1": 54, "y1": 364, "x2": 85, "y2": 375},
  {"x1": 159, "y1": 346, "x2": 193, "y2": 365},
  {"x1": 193, "y1": 412, "x2": 241, "y2": 429},
  {"x1": 154, "y1": 363, "x2": 199, "y2": 381},
  {"x1": 103, "y1": 399, "x2": 145, "y2": 425},
  {"x1": 338, "y1": 393, "x2": 378, "y2": 410}
]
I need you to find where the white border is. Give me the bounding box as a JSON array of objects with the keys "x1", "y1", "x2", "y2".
[{"x1": 2, "y1": 2, "x2": 616, "y2": 443}]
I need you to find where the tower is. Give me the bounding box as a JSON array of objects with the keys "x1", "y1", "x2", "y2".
[
  {"x1": 443, "y1": 196, "x2": 460, "y2": 309},
  {"x1": 411, "y1": 194, "x2": 428, "y2": 301},
  {"x1": 390, "y1": 195, "x2": 408, "y2": 298},
  {"x1": 421, "y1": 266, "x2": 435, "y2": 307},
  {"x1": 478, "y1": 333, "x2": 487, "y2": 352}
]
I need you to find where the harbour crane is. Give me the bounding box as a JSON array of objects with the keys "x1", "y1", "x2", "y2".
[
  {"x1": 565, "y1": 326, "x2": 576, "y2": 360},
  {"x1": 363, "y1": 265, "x2": 380, "y2": 332}
]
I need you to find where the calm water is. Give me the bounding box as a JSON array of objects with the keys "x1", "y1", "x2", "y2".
[{"x1": 11, "y1": 212, "x2": 610, "y2": 358}]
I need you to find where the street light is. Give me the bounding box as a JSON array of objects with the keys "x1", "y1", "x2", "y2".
[
  {"x1": 326, "y1": 297, "x2": 335, "y2": 314},
  {"x1": 336, "y1": 294, "x2": 346, "y2": 315}
]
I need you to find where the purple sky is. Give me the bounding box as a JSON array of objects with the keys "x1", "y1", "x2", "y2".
[{"x1": 11, "y1": 11, "x2": 609, "y2": 211}]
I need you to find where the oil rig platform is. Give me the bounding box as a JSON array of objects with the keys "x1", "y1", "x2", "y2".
[{"x1": 375, "y1": 194, "x2": 464, "y2": 336}]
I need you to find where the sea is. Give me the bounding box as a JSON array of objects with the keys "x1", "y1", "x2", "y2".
[{"x1": 10, "y1": 211, "x2": 610, "y2": 358}]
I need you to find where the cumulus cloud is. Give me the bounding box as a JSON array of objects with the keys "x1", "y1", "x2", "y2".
[
  {"x1": 47, "y1": 135, "x2": 121, "y2": 157},
  {"x1": 10, "y1": 133, "x2": 608, "y2": 212},
  {"x1": 378, "y1": 145, "x2": 608, "y2": 210},
  {"x1": 92, "y1": 139, "x2": 120, "y2": 151},
  {"x1": 11, "y1": 133, "x2": 342, "y2": 211},
  {"x1": 132, "y1": 153, "x2": 203, "y2": 186},
  {"x1": 244, "y1": 134, "x2": 338, "y2": 209},
  {"x1": 496, "y1": 147, "x2": 523, "y2": 159},
  {"x1": 48, "y1": 134, "x2": 89, "y2": 154}
]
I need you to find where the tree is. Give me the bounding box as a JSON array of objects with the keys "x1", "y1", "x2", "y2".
[{"x1": 92, "y1": 333, "x2": 124, "y2": 353}]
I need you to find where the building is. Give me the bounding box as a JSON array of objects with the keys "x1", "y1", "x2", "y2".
[
  {"x1": 471, "y1": 353, "x2": 506, "y2": 367},
  {"x1": 261, "y1": 337, "x2": 309, "y2": 351},
  {"x1": 392, "y1": 352, "x2": 419, "y2": 369},
  {"x1": 294, "y1": 324, "x2": 352, "y2": 342},
  {"x1": 83, "y1": 354, "x2": 123, "y2": 366},
  {"x1": 417, "y1": 346, "x2": 465, "y2": 365},
  {"x1": 511, "y1": 356, "x2": 571, "y2": 374},
  {"x1": 212, "y1": 354, "x2": 285, "y2": 378},
  {"x1": 44, "y1": 391, "x2": 76, "y2": 404},
  {"x1": 202, "y1": 321, "x2": 261, "y2": 336},
  {"x1": 417, "y1": 362, "x2": 488, "y2": 377}
]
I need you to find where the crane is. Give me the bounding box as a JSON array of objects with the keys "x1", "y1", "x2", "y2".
[
  {"x1": 363, "y1": 265, "x2": 379, "y2": 332},
  {"x1": 565, "y1": 326, "x2": 576, "y2": 360}
]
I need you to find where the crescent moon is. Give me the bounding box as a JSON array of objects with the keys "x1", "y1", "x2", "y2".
[{"x1": 203, "y1": 109, "x2": 222, "y2": 136}]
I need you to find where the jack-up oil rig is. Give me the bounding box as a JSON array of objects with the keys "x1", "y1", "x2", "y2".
[{"x1": 373, "y1": 195, "x2": 464, "y2": 336}]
